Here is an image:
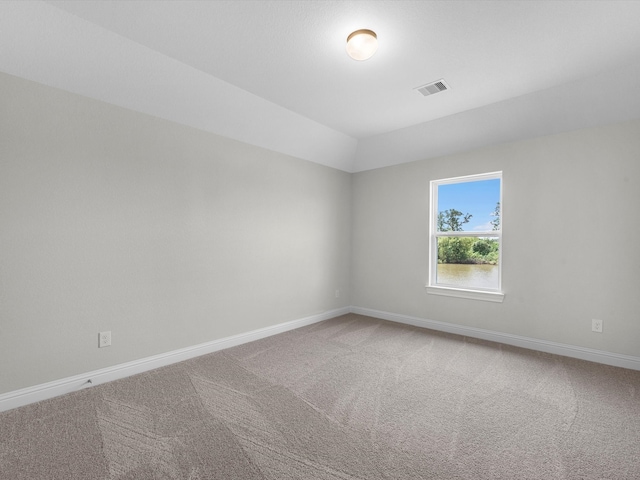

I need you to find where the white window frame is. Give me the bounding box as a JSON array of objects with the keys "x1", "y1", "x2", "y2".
[{"x1": 426, "y1": 171, "x2": 504, "y2": 303}]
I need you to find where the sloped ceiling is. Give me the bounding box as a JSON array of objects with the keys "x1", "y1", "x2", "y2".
[{"x1": 2, "y1": 0, "x2": 640, "y2": 172}]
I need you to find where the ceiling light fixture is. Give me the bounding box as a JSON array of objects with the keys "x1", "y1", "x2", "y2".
[{"x1": 346, "y1": 29, "x2": 378, "y2": 61}]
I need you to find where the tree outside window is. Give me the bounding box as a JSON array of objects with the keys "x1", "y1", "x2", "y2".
[{"x1": 428, "y1": 172, "x2": 503, "y2": 302}]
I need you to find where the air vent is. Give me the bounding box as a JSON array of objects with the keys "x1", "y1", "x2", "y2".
[{"x1": 415, "y1": 79, "x2": 449, "y2": 97}]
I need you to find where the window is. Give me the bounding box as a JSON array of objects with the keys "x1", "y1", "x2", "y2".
[{"x1": 427, "y1": 172, "x2": 504, "y2": 302}]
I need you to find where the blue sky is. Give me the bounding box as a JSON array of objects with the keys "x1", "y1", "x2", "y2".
[{"x1": 437, "y1": 179, "x2": 500, "y2": 231}]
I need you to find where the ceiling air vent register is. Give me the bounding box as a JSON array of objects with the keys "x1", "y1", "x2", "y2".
[{"x1": 415, "y1": 79, "x2": 449, "y2": 97}]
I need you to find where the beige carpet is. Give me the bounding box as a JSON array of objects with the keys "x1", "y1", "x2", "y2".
[{"x1": 1, "y1": 313, "x2": 639, "y2": 479}]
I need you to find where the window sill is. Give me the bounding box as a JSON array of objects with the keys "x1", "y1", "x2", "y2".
[{"x1": 426, "y1": 285, "x2": 505, "y2": 303}]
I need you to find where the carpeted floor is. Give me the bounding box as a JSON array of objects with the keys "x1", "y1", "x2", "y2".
[{"x1": 1, "y1": 313, "x2": 639, "y2": 479}]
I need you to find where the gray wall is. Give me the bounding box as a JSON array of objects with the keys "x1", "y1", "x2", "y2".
[
  {"x1": 2, "y1": 70, "x2": 640, "y2": 397},
  {"x1": 351, "y1": 119, "x2": 640, "y2": 358},
  {"x1": 0, "y1": 73, "x2": 351, "y2": 395}
]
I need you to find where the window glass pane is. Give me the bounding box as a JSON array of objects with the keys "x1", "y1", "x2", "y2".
[
  {"x1": 437, "y1": 179, "x2": 500, "y2": 232},
  {"x1": 436, "y1": 236, "x2": 499, "y2": 290}
]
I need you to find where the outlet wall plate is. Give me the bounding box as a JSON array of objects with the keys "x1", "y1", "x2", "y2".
[
  {"x1": 592, "y1": 319, "x2": 603, "y2": 333},
  {"x1": 99, "y1": 331, "x2": 112, "y2": 348}
]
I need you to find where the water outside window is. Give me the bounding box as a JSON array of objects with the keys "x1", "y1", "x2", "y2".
[{"x1": 435, "y1": 177, "x2": 501, "y2": 291}]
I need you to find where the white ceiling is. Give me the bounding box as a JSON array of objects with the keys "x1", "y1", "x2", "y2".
[{"x1": 2, "y1": 1, "x2": 640, "y2": 172}]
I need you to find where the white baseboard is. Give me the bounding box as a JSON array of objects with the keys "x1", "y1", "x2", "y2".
[
  {"x1": 5, "y1": 305, "x2": 637, "y2": 413},
  {"x1": 0, "y1": 307, "x2": 350, "y2": 413},
  {"x1": 351, "y1": 306, "x2": 640, "y2": 371}
]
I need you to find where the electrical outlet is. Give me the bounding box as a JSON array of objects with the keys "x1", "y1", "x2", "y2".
[
  {"x1": 592, "y1": 319, "x2": 603, "y2": 333},
  {"x1": 99, "y1": 331, "x2": 112, "y2": 348},
  {"x1": 335, "y1": 289, "x2": 340, "y2": 298}
]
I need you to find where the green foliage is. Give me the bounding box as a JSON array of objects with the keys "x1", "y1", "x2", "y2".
[
  {"x1": 438, "y1": 237, "x2": 499, "y2": 265},
  {"x1": 472, "y1": 239, "x2": 492, "y2": 256},
  {"x1": 436, "y1": 205, "x2": 499, "y2": 264},
  {"x1": 438, "y1": 237, "x2": 471, "y2": 263},
  {"x1": 437, "y1": 209, "x2": 472, "y2": 231},
  {"x1": 490, "y1": 202, "x2": 500, "y2": 231}
]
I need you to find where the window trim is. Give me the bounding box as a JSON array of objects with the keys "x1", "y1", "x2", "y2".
[{"x1": 426, "y1": 171, "x2": 504, "y2": 303}]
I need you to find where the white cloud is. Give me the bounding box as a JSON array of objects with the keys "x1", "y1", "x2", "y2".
[{"x1": 471, "y1": 222, "x2": 494, "y2": 232}]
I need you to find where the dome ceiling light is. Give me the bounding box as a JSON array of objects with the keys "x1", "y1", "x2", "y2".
[{"x1": 346, "y1": 29, "x2": 378, "y2": 61}]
